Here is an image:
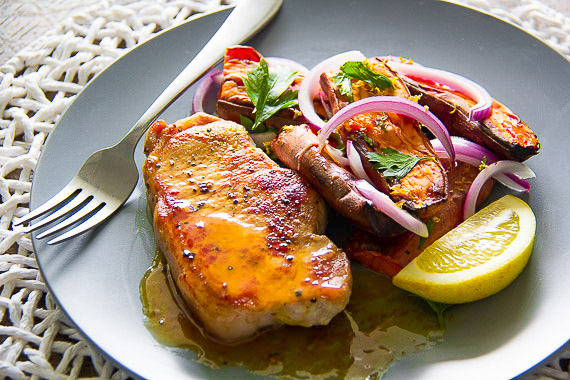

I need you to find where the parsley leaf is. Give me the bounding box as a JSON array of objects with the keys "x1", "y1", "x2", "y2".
[
  {"x1": 339, "y1": 61, "x2": 394, "y2": 91},
  {"x1": 375, "y1": 114, "x2": 389, "y2": 132},
  {"x1": 332, "y1": 72, "x2": 354, "y2": 102},
  {"x1": 243, "y1": 59, "x2": 299, "y2": 132},
  {"x1": 366, "y1": 148, "x2": 432, "y2": 179},
  {"x1": 360, "y1": 132, "x2": 375, "y2": 147}
]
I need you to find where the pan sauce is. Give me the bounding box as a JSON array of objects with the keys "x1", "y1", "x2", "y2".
[{"x1": 141, "y1": 252, "x2": 443, "y2": 379}]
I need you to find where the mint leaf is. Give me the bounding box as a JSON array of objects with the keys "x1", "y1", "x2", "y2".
[
  {"x1": 243, "y1": 58, "x2": 298, "y2": 131},
  {"x1": 339, "y1": 61, "x2": 394, "y2": 91},
  {"x1": 366, "y1": 148, "x2": 432, "y2": 179},
  {"x1": 332, "y1": 72, "x2": 354, "y2": 102}
]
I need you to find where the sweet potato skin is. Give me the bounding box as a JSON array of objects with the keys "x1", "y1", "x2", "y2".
[
  {"x1": 403, "y1": 78, "x2": 540, "y2": 161},
  {"x1": 271, "y1": 124, "x2": 404, "y2": 237},
  {"x1": 319, "y1": 59, "x2": 449, "y2": 213}
]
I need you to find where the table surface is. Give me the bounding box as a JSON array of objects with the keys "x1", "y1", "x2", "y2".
[{"x1": 1, "y1": 0, "x2": 570, "y2": 65}]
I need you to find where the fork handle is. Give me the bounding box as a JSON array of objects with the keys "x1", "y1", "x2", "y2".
[{"x1": 119, "y1": 0, "x2": 283, "y2": 150}]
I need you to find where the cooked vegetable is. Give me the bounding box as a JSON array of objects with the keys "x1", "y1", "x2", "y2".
[
  {"x1": 385, "y1": 59, "x2": 492, "y2": 121},
  {"x1": 463, "y1": 161, "x2": 535, "y2": 219},
  {"x1": 355, "y1": 180, "x2": 429, "y2": 237},
  {"x1": 345, "y1": 162, "x2": 495, "y2": 278},
  {"x1": 297, "y1": 50, "x2": 367, "y2": 128},
  {"x1": 271, "y1": 124, "x2": 404, "y2": 236},
  {"x1": 430, "y1": 136, "x2": 531, "y2": 191},
  {"x1": 216, "y1": 46, "x2": 305, "y2": 130},
  {"x1": 316, "y1": 97, "x2": 455, "y2": 162},
  {"x1": 192, "y1": 68, "x2": 222, "y2": 114},
  {"x1": 399, "y1": 72, "x2": 540, "y2": 161}
]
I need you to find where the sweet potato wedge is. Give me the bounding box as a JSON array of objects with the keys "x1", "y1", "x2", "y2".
[
  {"x1": 400, "y1": 75, "x2": 540, "y2": 161},
  {"x1": 319, "y1": 59, "x2": 448, "y2": 214},
  {"x1": 345, "y1": 162, "x2": 494, "y2": 277},
  {"x1": 272, "y1": 124, "x2": 404, "y2": 237}
]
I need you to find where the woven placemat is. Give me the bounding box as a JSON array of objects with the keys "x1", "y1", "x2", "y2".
[{"x1": 0, "y1": 0, "x2": 568, "y2": 378}]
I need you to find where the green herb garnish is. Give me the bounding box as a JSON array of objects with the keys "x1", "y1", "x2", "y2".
[
  {"x1": 327, "y1": 132, "x2": 346, "y2": 151},
  {"x1": 418, "y1": 219, "x2": 435, "y2": 250},
  {"x1": 366, "y1": 148, "x2": 432, "y2": 179},
  {"x1": 479, "y1": 156, "x2": 488, "y2": 171},
  {"x1": 243, "y1": 58, "x2": 299, "y2": 132},
  {"x1": 339, "y1": 61, "x2": 394, "y2": 92},
  {"x1": 375, "y1": 114, "x2": 389, "y2": 132},
  {"x1": 332, "y1": 72, "x2": 354, "y2": 102},
  {"x1": 360, "y1": 132, "x2": 375, "y2": 147}
]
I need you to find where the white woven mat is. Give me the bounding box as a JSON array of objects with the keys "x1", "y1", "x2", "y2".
[{"x1": 0, "y1": 0, "x2": 568, "y2": 378}]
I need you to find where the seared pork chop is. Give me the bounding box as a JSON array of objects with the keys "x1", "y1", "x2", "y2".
[{"x1": 143, "y1": 113, "x2": 351, "y2": 344}]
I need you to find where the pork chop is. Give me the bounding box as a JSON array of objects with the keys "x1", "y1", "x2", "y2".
[{"x1": 143, "y1": 113, "x2": 351, "y2": 344}]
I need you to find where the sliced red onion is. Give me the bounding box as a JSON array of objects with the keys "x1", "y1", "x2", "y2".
[
  {"x1": 317, "y1": 96, "x2": 455, "y2": 162},
  {"x1": 355, "y1": 180, "x2": 428, "y2": 237},
  {"x1": 430, "y1": 136, "x2": 530, "y2": 191},
  {"x1": 346, "y1": 140, "x2": 373, "y2": 184},
  {"x1": 318, "y1": 91, "x2": 333, "y2": 119},
  {"x1": 463, "y1": 161, "x2": 536, "y2": 219},
  {"x1": 386, "y1": 60, "x2": 493, "y2": 121},
  {"x1": 192, "y1": 68, "x2": 223, "y2": 114},
  {"x1": 265, "y1": 57, "x2": 309, "y2": 75},
  {"x1": 324, "y1": 144, "x2": 349, "y2": 167},
  {"x1": 298, "y1": 50, "x2": 367, "y2": 128}
]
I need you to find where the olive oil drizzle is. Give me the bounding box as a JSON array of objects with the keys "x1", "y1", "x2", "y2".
[{"x1": 140, "y1": 252, "x2": 443, "y2": 379}]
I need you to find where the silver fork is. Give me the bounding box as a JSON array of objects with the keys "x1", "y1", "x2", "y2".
[{"x1": 14, "y1": 0, "x2": 283, "y2": 245}]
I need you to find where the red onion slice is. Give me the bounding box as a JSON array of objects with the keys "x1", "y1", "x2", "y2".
[
  {"x1": 317, "y1": 96, "x2": 455, "y2": 162},
  {"x1": 355, "y1": 180, "x2": 428, "y2": 237},
  {"x1": 298, "y1": 50, "x2": 366, "y2": 128},
  {"x1": 430, "y1": 137, "x2": 531, "y2": 191},
  {"x1": 323, "y1": 144, "x2": 349, "y2": 167},
  {"x1": 192, "y1": 68, "x2": 223, "y2": 114},
  {"x1": 386, "y1": 60, "x2": 493, "y2": 121},
  {"x1": 318, "y1": 91, "x2": 333, "y2": 119},
  {"x1": 463, "y1": 161, "x2": 536, "y2": 219},
  {"x1": 346, "y1": 140, "x2": 373, "y2": 184}
]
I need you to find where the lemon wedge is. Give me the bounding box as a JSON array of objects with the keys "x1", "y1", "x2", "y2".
[{"x1": 392, "y1": 195, "x2": 536, "y2": 304}]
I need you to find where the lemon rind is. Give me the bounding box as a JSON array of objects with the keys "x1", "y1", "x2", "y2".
[{"x1": 392, "y1": 195, "x2": 536, "y2": 304}]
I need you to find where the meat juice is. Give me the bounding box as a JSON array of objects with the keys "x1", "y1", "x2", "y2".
[{"x1": 140, "y1": 252, "x2": 443, "y2": 379}]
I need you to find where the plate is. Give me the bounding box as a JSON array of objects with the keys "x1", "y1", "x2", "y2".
[{"x1": 31, "y1": 0, "x2": 570, "y2": 379}]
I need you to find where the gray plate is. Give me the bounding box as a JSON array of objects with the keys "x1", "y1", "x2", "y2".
[{"x1": 31, "y1": 0, "x2": 570, "y2": 379}]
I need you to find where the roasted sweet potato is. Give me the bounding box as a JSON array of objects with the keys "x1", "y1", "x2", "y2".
[
  {"x1": 272, "y1": 124, "x2": 404, "y2": 237},
  {"x1": 399, "y1": 74, "x2": 540, "y2": 161},
  {"x1": 345, "y1": 162, "x2": 494, "y2": 277},
  {"x1": 320, "y1": 59, "x2": 448, "y2": 214}
]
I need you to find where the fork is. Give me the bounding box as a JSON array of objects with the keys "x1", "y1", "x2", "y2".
[{"x1": 14, "y1": 0, "x2": 283, "y2": 245}]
